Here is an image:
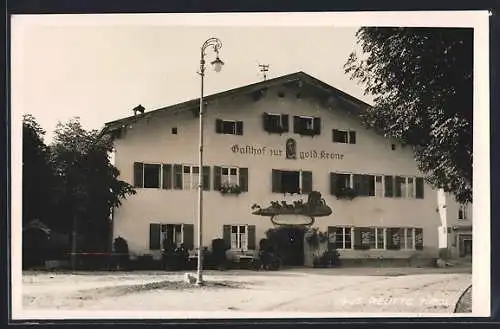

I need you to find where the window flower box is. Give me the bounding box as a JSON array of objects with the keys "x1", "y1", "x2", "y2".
[{"x1": 219, "y1": 184, "x2": 242, "y2": 195}]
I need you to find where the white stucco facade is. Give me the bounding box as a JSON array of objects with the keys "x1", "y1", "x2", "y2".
[{"x1": 105, "y1": 72, "x2": 471, "y2": 264}]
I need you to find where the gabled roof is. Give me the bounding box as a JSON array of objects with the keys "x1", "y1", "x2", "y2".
[{"x1": 101, "y1": 71, "x2": 373, "y2": 136}]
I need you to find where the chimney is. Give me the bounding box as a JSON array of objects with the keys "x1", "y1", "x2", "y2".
[{"x1": 132, "y1": 104, "x2": 145, "y2": 116}]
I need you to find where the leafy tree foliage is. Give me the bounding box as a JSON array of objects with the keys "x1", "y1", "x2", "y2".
[
  {"x1": 22, "y1": 114, "x2": 54, "y2": 226},
  {"x1": 345, "y1": 27, "x2": 473, "y2": 203},
  {"x1": 49, "y1": 118, "x2": 136, "y2": 251}
]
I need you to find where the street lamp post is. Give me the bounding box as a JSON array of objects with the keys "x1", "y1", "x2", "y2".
[{"x1": 196, "y1": 38, "x2": 224, "y2": 286}]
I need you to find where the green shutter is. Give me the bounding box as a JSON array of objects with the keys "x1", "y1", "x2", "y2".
[
  {"x1": 149, "y1": 223, "x2": 161, "y2": 250},
  {"x1": 416, "y1": 177, "x2": 424, "y2": 199},
  {"x1": 367, "y1": 175, "x2": 375, "y2": 196},
  {"x1": 313, "y1": 117, "x2": 321, "y2": 135},
  {"x1": 133, "y1": 162, "x2": 143, "y2": 188},
  {"x1": 183, "y1": 224, "x2": 194, "y2": 250},
  {"x1": 301, "y1": 171, "x2": 313, "y2": 194},
  {"x1": 162, "y1": 164, "x2": 172, "y2": 189},
  {"x1": 236, "y1": 121, "x2": 244, "y2": 135},
  {"x1": 384, "y1": 176, "x2": 394, "y2": 197},
  {"x1": 282, "y1": 114, "x2": 289, "y2": 132},
  {"x1": 415, "y1": 228, "x2": 423, "y2": 250},
  {"x1": 215, "y1": 119, "x2": 223, "y2": 133},
  {"x1": 353, "y1": 174, "x2": 363, "y2": 195},
  {"x1": 247, "y1": 225, "x2": 256, "y2": 250},
  {"x1": 353, "y1": 228, "x2": 362, "y2": 249},
  {"x1": 239, "y1": 168, "x2": 249, "y2": 192},
  {"x1": 330, "y1": 173, "x2": 338, "y2": 195},
  {"x1": 223, "y1": 225, "x2": 231, "y2": 249},
  {"x1": 173, "y1": 164, "x2": 183, "y2": 189},
  {"x1": 293, "y1": 116, "x2": 301, "y2": 134},
  {"x1": 349, "y1": 131, "x2": 356, "y2": 144},
  {"x1": 213, "y1": 166, "x2": 222, "y2": 190},
  {"x1": 263, "y1": 113, "x2": 271, "y2": 132},
  {"x1": 202, "y1": 166, "x2": 211, "y2": 190},
  {"x1": 272, "y1": 169, "x2": 282, "y2": 193}
]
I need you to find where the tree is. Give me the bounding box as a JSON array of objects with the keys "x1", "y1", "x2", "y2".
[
  {"x1": 344, "y1": 27, "x2": 473, "y2": 204},
  {"x1": 49, "y1": 118, "x2": 136, "y2": 257},
  {"x1": 22, "y1": 114, "x2": 53, "y2": 226}
]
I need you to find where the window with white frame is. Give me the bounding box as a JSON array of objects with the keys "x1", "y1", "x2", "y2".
[
  {"x1": 160, "y1": 224, "x2": 183, "y2": 249},
  {"x1": 182, "y1": 165, "x2": 200, "y2": 190},
  {"x1": 403, "y1": 228, "x2": 416, "y2": 249},
  {"x1": 231, "y1": 225, "x2": 248, "y2": 250},
  {"x1": 407, "y1": 177, "x2": 415, "y2": 198},
  {"x1": 221, "y1": 167, "x2": 239, "y2": 185},
  {"x1": 375, "y1": 176, "x2": 384, "y2": 197},
  {"x1": 333, "y1": 227, "x2": 352, "y2": 249},
  {"x1": 458, "y1": 204, "x2": 469, "y2": 220}
]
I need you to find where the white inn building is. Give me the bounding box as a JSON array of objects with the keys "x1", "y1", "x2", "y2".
[{"x1": 102, "y1": 72, "x2": 472, "y2": 266}]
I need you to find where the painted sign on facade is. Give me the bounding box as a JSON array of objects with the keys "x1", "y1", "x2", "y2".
[{"x1": 231, "y1": 140, "x2": 344, "y2": 160}]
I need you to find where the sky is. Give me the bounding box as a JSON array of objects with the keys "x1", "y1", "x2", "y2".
[{"x1": 12, "y1": 14, "x2": 373, "y2": 142}]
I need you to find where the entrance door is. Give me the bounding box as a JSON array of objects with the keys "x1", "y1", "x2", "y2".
[
  {"x1": 463, "y1": 239, "x2": 472, "y2": 256},
  {"x1": 272, "y1": 227, "x2": 305, "y2": 266}
]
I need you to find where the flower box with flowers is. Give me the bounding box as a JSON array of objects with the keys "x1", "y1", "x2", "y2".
[{"x1": 218, "y1": 184, "x2": 242, "y2": 195}]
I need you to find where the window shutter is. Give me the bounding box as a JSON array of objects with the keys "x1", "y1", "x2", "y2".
[
  {"x1": 149, "y1": 223, "x2": 161, "y2": 250},
  {"x1": 263, "y1": 113, "x2": 271, "y2": 132},
  {"x1": 313, "y1": 117, "x2": 321, "y2": 135},
  {"x1": 330, "y1": 173, "x2": 338, "y2": 195},
  {"x1": 247, "y1": 225, "x2": 256, "y2": 250},
  {"x1": 349, "y1": 131, "x2": 356, "y2": 144},
  {"x1": 293, "y1": 116, "x2": 301, "y2": 134},
  {"x1": 282, "y1": 114, "x2": 289, "y2": 132},
  {"x1": 415, "y1": 177, "x2": 424, "y2": 199},
  {"x1": 182, "y1": 224, "x2": 194, "y2": 250},
  {"x1": 236, "y1": 121, "x2": 244, "y2": 135},
  {"x1": 384, "y1": 176, "x2": 394, "y2": 197},
  {"x1": 353, "y1": 174, "x2": 362, "y2": 195},
  {"x1": 415, "y1": 228, "x2": 423, "y2": 250},
  {"x1": 202, "y1": 166, "x2": 211, "y2": 190},
  {"x1": 239, "y1": 168, "x2": 249, "y2": 192},
  {"x1": 173, "y1": 164, "x2": 183, "y2": 189},
  {"x1": 272, "y1": 169, "x2": 282, "y2": 193},
  {"x1": 215, "y1": 119, "x2": 223, "y2": 133},
  {"x1": 162, "y1": 164, "x2": 172, "y2": 189},
  {"x1": 301, "y1": 171, "x2": 313, "y2": 194},
  {"x1": 133, "y1": 162, "x2": 144, "y2": 187},
  {"x1": 223, "y1": 225, "x2": 231, "y2": 249},
  {"x1": 368, "y1": 175, "x2": 375, "y2": 196},
  {"x1": 213, "y1": 166, "x2": 222, "y2": 190},
  {"x1": 353, "y1": 228, "x2": 362, "y2": 249}
]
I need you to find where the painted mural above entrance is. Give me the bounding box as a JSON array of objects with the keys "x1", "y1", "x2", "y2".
[{"x1": 230, "y1": 139, "x2": 344, "y2": 160}]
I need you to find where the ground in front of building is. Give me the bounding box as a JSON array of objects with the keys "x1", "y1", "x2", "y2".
[{"x1": 22, "y1": 266, "x2": 472, "y2": 314}]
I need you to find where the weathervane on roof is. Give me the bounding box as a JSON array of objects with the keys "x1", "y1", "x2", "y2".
[{"x1": 258, "y1": 64, "x2": 270, "y2": 81}]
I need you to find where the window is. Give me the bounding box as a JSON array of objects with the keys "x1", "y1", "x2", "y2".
[
  {"x1": 375, "y1": 176, "x2": 384, "y2": 197},
  {"x1": 231, "y1": 225, "x2": 248, "y2": 250},
  {"x1": 134, "y1": 162, "x2": 161, "y2": 188},
  {"x1": 263, "y1": 113, "x2": 289, "y2": 133},
  {"x1": 171, "y1": 127, "x2": 178, "y2": 135},
  {"x1": 215, "y1": 119, "x2": 243, "y2": 135},
  {"x1": 404, "y1": 228, "x2": 415, "y2": 249},
  {"x1": 333, "y1": 129, "x2": 356, "y2": 144},
  {"x1": 407, "y1": 177, "x2": 415, "y2": 198},
  {"x1": 331, "y1": 227, "x2": 352, "y2": 249},
  {"x1": 293, "y1": 116, "x2": 321, "y2": 136},
  {"x1": 213, "y1": 166, "x2": 249, "y2": 192},
  {"x1": 272, "y1": 169, "x2": 312, "y2": 194},
  {"x1": 458, "y1": 204, "x2": 469, "y2": 220},
  {"x1": 182, "y1": 165, "x2": 200, "y2": 190},
  {"x1": 415, "y1": 177, "x2": 424, "y2": 199},
  {"x1": 149, "y1": 223, "x2": 194, "y2": 251},
  {"x1": 384, "y1": 176, "x2": 394, "y2": 197},
  {"x1": 367, "y1": 228, "x2": 385, "y2": 249},
  {"x1": 221, "y1": 167, "x2": 239, "y2": 185},
  {"x1": 394, "y1": 176, "x2": 405, "y2": 198}
]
